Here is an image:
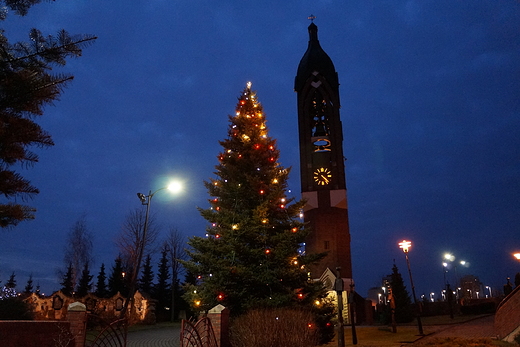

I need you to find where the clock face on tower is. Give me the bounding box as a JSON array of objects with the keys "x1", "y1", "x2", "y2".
[{"x1": 313, "y1": 167, "x2": 332, "y2": 186}]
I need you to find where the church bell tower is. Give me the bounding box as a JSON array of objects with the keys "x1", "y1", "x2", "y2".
[{"x1": 295, "y1": 21, "x2": 352, "y2": 279}]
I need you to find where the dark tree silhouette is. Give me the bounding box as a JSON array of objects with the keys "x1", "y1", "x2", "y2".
[
  {"x1": 164, "y1": 227, "x2": 186, "y2": 321},
  {"x1": 154, "y1": 246, "x2": 171, "y2": 321},
  {"x1": 95, "y1": 263, "x2": 108, "y2": 298},
  {"x1": 1, "y1": 272, "x2": 17, "y2": 297},
  {"x1": 116, "y1": 208, "x2": 159, "y2": 292},
  {"x1": 76, "y1": 263, "x2": 93, "y2": 297},
  {"x1": 108, "y1": 257, "x2": 127, "y2": 297},
  {"x1": 389, "y1": 263, "x2": 414, "y2": 323},
  {"x1": 0, "y1": 0, "x2": 96, "y2": 228},
  {"x1": 63, "y1": 217, "x2": 93, "y2": 290},
  {"x1": 24, "y1": 273, "x2": 33, "y2": 294},
  {"x1": 138, "y1": 254, "x2": 154, "y2": 295},
  {"x1": 60, "y1": 263, "x2": 74, "y2": 297}
]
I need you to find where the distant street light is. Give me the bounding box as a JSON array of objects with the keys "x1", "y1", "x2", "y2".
[
  {"x1": 444, "y1": 253, "x2": 455, "y2": 262},
  {"x1": 441, "y1": 252, "x2": 467, "y2": 298},
  {"x1": 513, "y1": 253, "x2": 520, "y2": 261},
  {"x1": 123, "y1": 182, "x2": 182, "y2": 317},
  {"x1": 486, "y1": 286, "x2": 492, "y2": 298},
  {"x1": 398, "y1": 240, "x2": 424, "y2": 335}
]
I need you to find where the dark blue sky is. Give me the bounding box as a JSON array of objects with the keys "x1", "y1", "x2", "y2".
[{"x1": 2, "y1": 1, "x2": 519, "y2": 298}]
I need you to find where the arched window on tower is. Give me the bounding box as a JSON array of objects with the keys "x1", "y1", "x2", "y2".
[{"x1": 310, "y1": 90, "x2": 331, "y2": 152}]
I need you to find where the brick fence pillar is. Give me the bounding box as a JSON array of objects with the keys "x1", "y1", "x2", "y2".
[
  {"x1": 208, "y1": 304, "x2": 230, "y2": 347},
  {"x1": 67, "y1": 302, "x2": 87, "y2": 347}
]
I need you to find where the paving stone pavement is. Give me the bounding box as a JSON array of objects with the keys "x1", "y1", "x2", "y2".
[
  {"x1": 412, "y1": 315, "x2": 496, "y2": 344},
  {"x1": 127, "y1": 325, "x2": 180, "y2": 347},
  {"x1": 124, "y1": 315, "x2": 497, "y2": 346}
]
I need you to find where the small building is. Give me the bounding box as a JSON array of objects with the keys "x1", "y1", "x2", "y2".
[{"x1": 24, "y1": 290, "x2": 156, "y2": 324}]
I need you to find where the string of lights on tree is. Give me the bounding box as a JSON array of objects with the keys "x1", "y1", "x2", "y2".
[{"x1": 182, "y1": 83, "x2": 330, "y2": 319}]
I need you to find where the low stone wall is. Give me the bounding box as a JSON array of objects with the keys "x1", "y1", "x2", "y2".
[{"x1": 495, "y1": 285, "x2": 520, "y2": 341}]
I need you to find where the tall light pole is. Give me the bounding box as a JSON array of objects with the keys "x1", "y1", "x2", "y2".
[
  {"x1": 398, "y1": 240, "x2": 424, "y2": 335},
  {"x1": 442, "y1": 261, "x2": 448, "y2": 288},
  {"x1": 123, "y1": 182, "x2": 182, "y2": 318}
]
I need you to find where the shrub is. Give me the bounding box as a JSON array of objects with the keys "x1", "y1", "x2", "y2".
[
  {"x1": 0, "y1": 297, "x2": 34, "y2": 320},
  {"x1": 230, "y1": 308, "x2": 319, "y2": 347}
]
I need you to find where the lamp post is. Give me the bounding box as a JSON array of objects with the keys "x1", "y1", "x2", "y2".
[
  {"x1": 334, "y1": 267, "x2": 345, "y2": 347},
  {"x1": 442, "y1": 261, "x2": 448, "y2": 288},
  {"x1": 486, "y1": 286, "x2": 492, "y2": 298},
  {"x1": 123, "y1": 182, "x2": 182, "y2": 318},
  {"x1": 398, "y1": 240, "x2": 424, "y2": 335}
]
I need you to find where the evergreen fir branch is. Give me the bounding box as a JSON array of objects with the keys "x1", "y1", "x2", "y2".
[
  {"x1": 0, "y1": 0, "x2": 95, "y2": 228},
  {"x1": 10, "y1": 31, "x2": 96, "y2": 68},
  {"x1": 3, "y1": 0, "x2": 45, "y2": 17},
  {"x1": 0, "y1": 169, "x2": 39, "y2": 198},
  {"x1": 0, "y1": 202, "x2": 36, "y2": 228}
]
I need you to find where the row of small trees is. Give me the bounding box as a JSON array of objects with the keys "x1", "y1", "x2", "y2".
[
  {"x1": 57, "y1": 214, "x2": 189, "y2": 320},
  {"x1": 2, "y1": 243, "x2": 190, "y2": 322}
]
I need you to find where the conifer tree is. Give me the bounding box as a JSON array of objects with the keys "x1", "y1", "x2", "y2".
[
  {"x1": 108, "y1": 257, "x2": 127, "y2": 296},
  {"x1": 95, "y1": 263, "x2": 108, "y2": 298},
  {"x1": 138, "y1": 254, "x2": 154, "y2": 295},
  {"x1": 24, "y1": 273, "x2": 33, "y2": 294},
  {"x1": 389, "y1": 263, "x2": 414, "y2": 323},
  {"x1": 76, "y1": 263, "x2": 93, "y2": 297},
  {"x1": 1, "y1": 272, "x2": 17, "y2": 298},
  {"x1": 0, "y1": 0, "x2": 96, "y2": 228},
  {"x1": 5, "y1": 272, "x2": 16, "y2": 289},
  {"x1": 154, "y1": 246, "x2": 171, "y2": 320},
  {"x1": 183, "y1": 83, "x2": 330, "y2": 321},
  {"x1": 60, "y1": 263, "x2": 74, "y2": 296}
]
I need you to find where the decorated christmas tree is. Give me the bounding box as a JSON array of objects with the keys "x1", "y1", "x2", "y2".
[{"x1": 183, "y1": 83, "x2": 334, "y2": 340}]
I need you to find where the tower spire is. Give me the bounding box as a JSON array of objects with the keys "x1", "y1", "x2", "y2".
[{"x1": 295, "y1": 22, "x2": 352, "y2": 279}]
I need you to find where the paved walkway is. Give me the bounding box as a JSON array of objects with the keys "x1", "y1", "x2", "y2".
[
  {"x1": 125, "y1": 315, "x2": 497, "y2": 346},
  {"x1": 127, "y1": 325, "x2": 180, "y2": 347},
  {"x1": 412, "y1": 315, "x2": 496, "y2": 344}
]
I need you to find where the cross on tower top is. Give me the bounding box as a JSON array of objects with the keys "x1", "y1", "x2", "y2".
[{"x1": 308, "y1": 14, "x2": 316, "y2": 22}]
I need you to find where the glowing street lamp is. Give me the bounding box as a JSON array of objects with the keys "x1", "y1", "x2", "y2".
[
  {"x1": 398, "y1": 240, "x2": 424, "y2": 335},
  {"x1": 513, "y1": 253, "x2": 520, "y2": 261},
  {"x1": 399, "y1": 240, "x2": 411, "y2": 253},
  {"x1": 444, "y1": 253, "x2": 455, "y2": 262},
  {"x1": 442, "y1": 253, "x2": 455, "y2": 286}
]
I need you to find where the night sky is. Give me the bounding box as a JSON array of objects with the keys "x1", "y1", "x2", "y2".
[{"x1": 1, "y1": 1, "x2": 519, "y2": 299}]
